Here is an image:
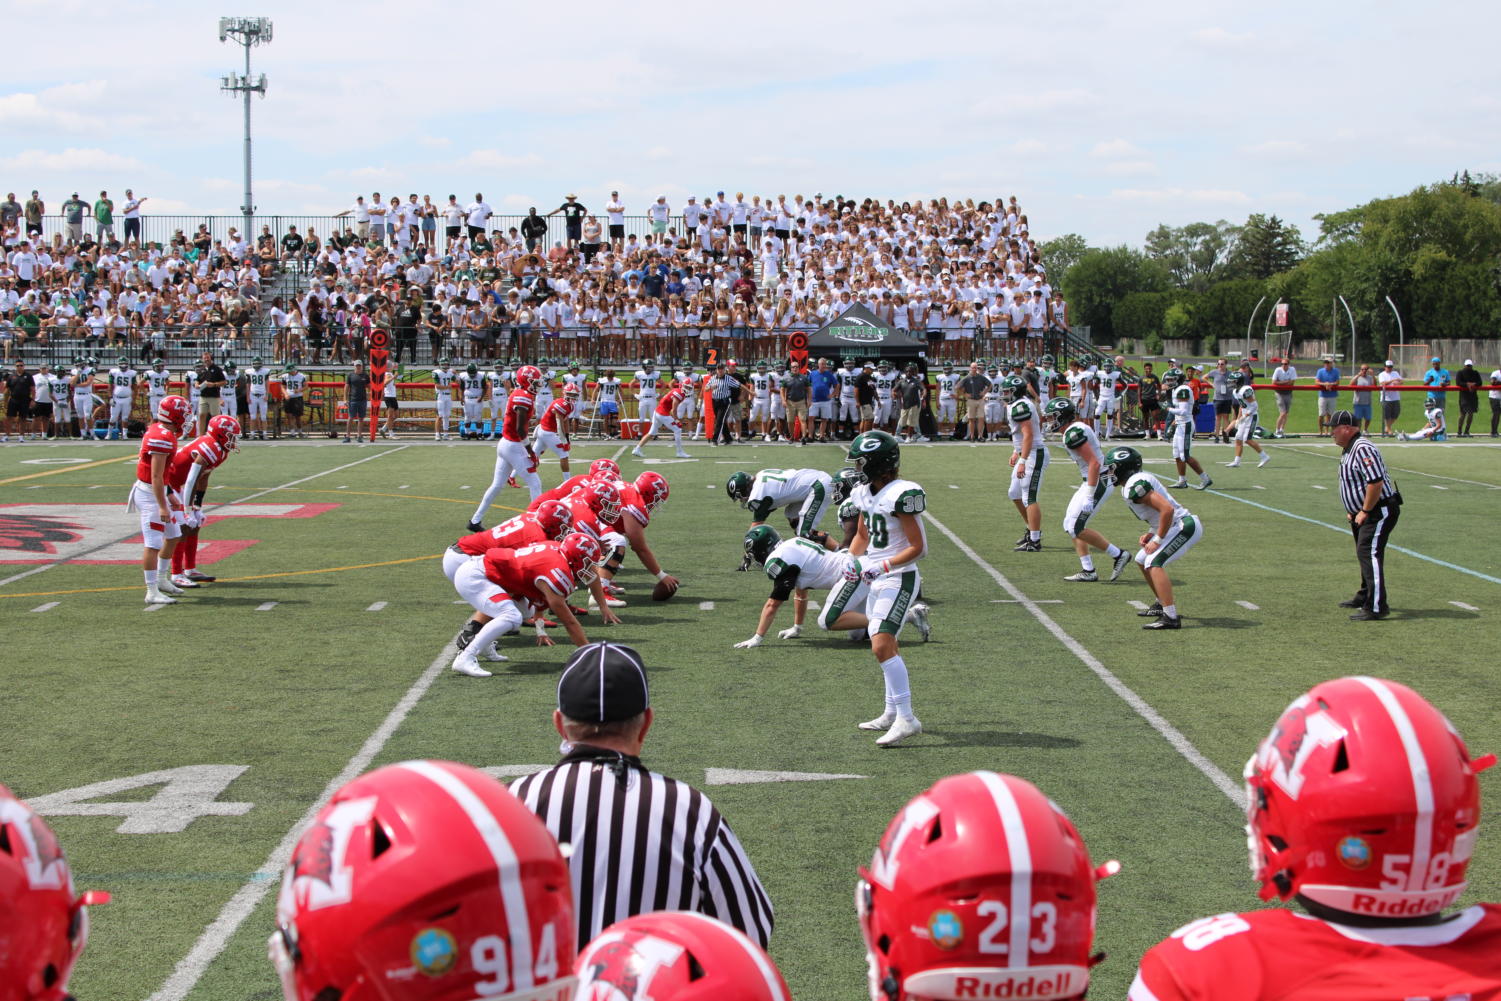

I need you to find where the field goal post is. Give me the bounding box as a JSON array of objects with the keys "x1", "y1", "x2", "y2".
[
  {"x1": 1390, "y1": 343, "x2": 1431, "y2": 379},
  {"x1": 1263, "y1": 330, "x2": 1293, "y2": 369}
]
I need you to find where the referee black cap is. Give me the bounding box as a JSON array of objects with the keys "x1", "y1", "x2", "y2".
[
  {"x1": 1330, "y1": 410, "x2": 1358, "y2": 427},
  {"x1": 558, "y1": 642, "x2": 650, "y2": 723}
]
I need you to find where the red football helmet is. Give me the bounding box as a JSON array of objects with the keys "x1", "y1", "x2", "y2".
[
  {"x1": 574, "y1": 912, "x2": 788, "y2": 1001},
  {"x1": 156, "y1": 394, "x2": 191, "y2": 431},
  {"x1": 271, "y1": 760, "x2": 575, "y2": 1001},
  {"x1": 857, "y1": 771, "x2": 1117, "y2": 1001},
  {"x1": 0, "y1": 784, "x2": 110, "y2": 1001},
  {"x1": 534, "y1": 500, "x2": 574, "y2": 541},
  {"x1": 563, "y1": 382, "x2": 581, "y2": 397},
  {"x1": 588, "y1": 458, "x2": 623, "y2": 483},
  {"x1": 208, "y1": 414, "x2": 242, "y2": 452},
  {"x1": 514, "y1": 365, "x2": 543, "y2": 393},
  {"x1": 560, "y1": 532, "x2": 604, "y2": 584},
  {"x1": 635, "y1": 471, "x2": 669, "y2": 512},
  {"x1": 1245, "y1": 675, "x2": 1495, "y2": 918},
  {"x1": 582, "y1": 481, "x2": 621, "y2": 523}
]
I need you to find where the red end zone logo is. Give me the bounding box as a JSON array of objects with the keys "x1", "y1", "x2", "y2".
[{"x1": 0, "y1": 503, "x2": 340, "y2": 566}]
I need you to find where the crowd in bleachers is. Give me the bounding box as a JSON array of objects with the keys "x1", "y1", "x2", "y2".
[{"x1": 1, "y1": 187, "x2": 1072, "y2": 368}]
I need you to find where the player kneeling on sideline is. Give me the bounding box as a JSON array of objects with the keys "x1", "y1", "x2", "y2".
[
  {"x1": 1130, "y1": 676, "x2": 1500, "y2": 1001},
  {"x1": 1, "y1": 784, "x2": 111, "y2": 1001},
  {"x1": 576, "y1": 911, "x2": 789, "y2": 1001},
  {"x1": 449, "y1": 533, "x2": 604, "y2": 677},
  {"x1": 1399, "y1": 399, "x2": 1447, "y2": 441},
  {"x1": 858, "y1": 771, "x2": 1119, "y2": 1001},
  {"x1": 631, "y1": 378, "x2": 691, "y2": 459},
  {"x1": 1044, "y1": 398, "x2": 1131, "y2": 583},
  {"x1": 726, "y1": 466, "x2": 858, "y2": 552},
  {"x1": 819, "y1": 431, "x2": 931, "y2": 747},
  {"x1": 270, "y1": 760, "x2": 577, "y2": 1001},
  {"x1": 1225, "y1": 384, "x2": 1270, "y2": 468},
  {"x1": 168, "y1": 414, "x2": 241, "y2": 588},
  {"x1": 533, "y1": 383, "x2": 579, "y2": 476},
  {"x1": 1104, "y1": 446, "x2": 1203, "y2": 631},
  {"x1": 130, "y1": 394, "x2": 192, "y2": 605},
  {"x1": 734, "y1": 525, "x2": 850, "y2": 647}
]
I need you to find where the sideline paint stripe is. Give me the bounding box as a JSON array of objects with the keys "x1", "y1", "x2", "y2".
[
  {"x1": 0, "y1": 446, "x2": 411, "y2": 590},
  {"x1": 0, "y1": 454, "x2": 132, "y2": 486},
  {"x1": 148, "y1": 641, "x2": 456, "y2": 1001},
  {"x1": 1206, "y1": 489, "x2": 1501, "y2": 586},
  {"x1": 0, "y1": 555, "x2": 442, "y2": 600},
  {"x1": 925, "y1": 511, "x2": 1244, "y2": 808}
]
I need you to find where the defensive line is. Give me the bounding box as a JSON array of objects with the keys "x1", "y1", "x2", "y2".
[
  {"x1": 923, "y1": 511, "x2": 1246, "y2": 810},
  {"x1": 148, "y1": 640, "x2": 456, "y2": 1001}
]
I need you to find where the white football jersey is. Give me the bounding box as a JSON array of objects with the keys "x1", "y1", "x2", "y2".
[
  {"x1": 280, "y1": 372, "x2": 307, "y2": 396},
  {"x1": 748, "y1": 468, "x2": 833, "y2": 510},
  {"x1": 433, "y1": 367, "x2": 456, "y2": 395},
  {"x1": 145, "y1": 370, "x2": 172, "y2": 395},
  {"x1": 852, "y1": 477, "x2": 927, "y2": 565},
  {"x1": 839, "y1": 368, "x2": 859, "y2": 398},
  {"x1": 937, "y1": 373, "x2": 960, "y2": 398},
  {"x1": 750, "y1": 372, "x2": 773, "y2": 398},
  {"x1": 245, "y1": 366, "x2": 273, "y2": 395},
  {"x1": 1238, "y1": 389, "x2": 1259, "y2": 420},
  {"x1": 1169, "y1": 385, "x2": 1195, "y2": 425},
  {"x1": 1061, "y1": 420, "x2": 1103, "y2": 478},
  {"x1": 459, "y1": 371, "x2": 485, "y2": 398},
  {"x1": 874, "y1": 372, "x2": 897, "y2": 399},
  {"x1": 635, "y1": 370, "x2": 660, "y2": 397},
  {"x1": 107, "y1": 366, "x2": 136, "y2": 397},
  {"x1": 1008, "y1": 396, "x2": 1042, "y2": 451},
  {"x1": 763, "y1": 537, "x2": 848, "y2": 591},
  {"x1": 1121, "y1": 471, "x2": 1188, "y2": 527}
]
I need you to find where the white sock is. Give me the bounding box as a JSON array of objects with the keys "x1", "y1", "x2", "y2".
[
  {"x1": 1163, "y1": 604, "x2": 1178, "y2": 619},
  {"x1": 879, "y1": 656, "x2": 913, "y2": 718},
  {"x1": 1105, "y1": 544, "x2": 1122, "y2": 558},
  {"x1": 1080, "y1": 556, "x2": 1095, "y2": 571},
  {"x1": 155, "y1": 568, "x2": 170, "y2": 584},
  {"x1": 144, "y1": 570, "x2": 157, "y2": 586},
  {"x1": 469, "y1": 617, "x2": 514, "y2": 656},
  {"x1": 1029, "y1": 530, "x2": 1041, "y2": 542}
]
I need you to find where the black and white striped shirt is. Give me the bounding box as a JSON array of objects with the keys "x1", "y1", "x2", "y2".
[
  {"x1": 510, "y1": 745, "x2": 774, "y2": 947},
  {"x1": 1338, "y1": 435, "x2": 1400, "y2": 515}
]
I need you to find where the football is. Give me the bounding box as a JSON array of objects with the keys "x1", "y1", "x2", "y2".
[{"x1": 651, "y1": 578, "x2": 678, "y2": 602}]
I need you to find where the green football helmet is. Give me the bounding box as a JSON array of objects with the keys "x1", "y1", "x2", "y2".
[
  {"x1": 832, "y1": 467, "x2": 863, "y2": 504},
  {"x1": 1230, "y1": 371, "x2": 1247, "y2": 389},
  {"x1": 117, "y1": 355, "x2": 129, "y2": 366},
  {"x1": 1041, "y1": 354, "x2": 1055, "y2": 366},
  {"x1": 1001, "y1": 375, "x2": 1026, "y2": 400},
  {"x1": 1163, "y1": 367, "x2": 1185, "y2": 388},
  {"x1": 847, "y1": 430, "x2": 900, "y2": 480},
  {"x1": 152, "y1": 357, "x2": 165, "y2": 370},
  {"x1": 726, "y1": 471, "x2": 754, "y2": 506},
  {"x1": 1042, "y1": 396, "x2": 1076, "y2": 432},
  {"x1": 1103, "y1": 445, "x2": 1143, "y2": 483},
  {"x1": 743, "y1": 524, "x2": 781, "y2": 568},
  {"x1": 252, "y1": 356, "x2": 263, "y2": 366}
]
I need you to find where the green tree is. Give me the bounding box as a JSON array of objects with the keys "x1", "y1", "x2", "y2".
[
  {"x1": 1230, "y1": 214, "x2": 1305, "y2": 278},
  {"x1": 1063, "y1": 246, "x2": 1170, "y2": 342},
  {"x1": 1144, "y1": 220, "x2": 1239, "y2": 291},
  {"x1": 1039, "y1": 233, "x2": 1090, "y2": 289}
]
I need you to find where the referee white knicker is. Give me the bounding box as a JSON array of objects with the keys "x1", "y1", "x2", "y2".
[{"x1": 510, "y1": 641, "x2": 775, "y2": 948}]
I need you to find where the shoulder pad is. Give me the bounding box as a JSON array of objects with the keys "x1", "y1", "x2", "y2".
[
  {"x1": 1128, "y1": 478, "x2": 1154, "y2": 502},
  {"x1": 1063, "y1": 426, "x2": 1087, "y2": 449},
  {"x1": 894, "y1": 487, "x2": 926, "y2": 514}
]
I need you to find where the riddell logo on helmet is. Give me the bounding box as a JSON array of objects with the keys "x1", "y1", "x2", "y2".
[
  {"x1": 909, "y1": 968, "x2": 1087, "y2": 999},
  {"x1": 1350, "y1": 888, "x2": 1463, "y2": 916}
]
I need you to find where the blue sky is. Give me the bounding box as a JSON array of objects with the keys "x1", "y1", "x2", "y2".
[{"x1": 3, "y1": 0, "x2": 1497, "y2": 248}]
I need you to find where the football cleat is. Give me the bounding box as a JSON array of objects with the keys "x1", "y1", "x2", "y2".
[
  {"x1": 450, "y1": 653, "x2": 492, "y2": 677},
  {"x1": 1143, "y1": 615, "x2": 1182, "y2": 630},
  {"x1": 906, "y1": 601, "x2": 931, "y2": 642},
  {"x1": 1258, "y1": 453, "x2": 1271, "y2": 467},
  {"x1": 1137, "y1": 601, "x2": 1164, "y2": 617},
  {"x1": 1109, "y1": 549, "x2": 1132, "y2": 582},
  {"x1": 1338, "y1": 597, "x2": 1364, "y2": 609},
  {"x1": 480, "y1": 645, "x2": 509, "y2": 662},
  {"x1": 1016, "y1": 531, "x2": 1031, "y2": 547},
  {"x1": 876, "y1": 715, "x2": 923, "y2": 747},
  {"x1": 1195, "y1": 477, "x2": 1213, "y2": 490},
  {"x1": 169, "y1": 573, "x2": 200, "y2": 589},
  {"x1": 1015, "y1": 539, "x2": 1041, "y2": 552},
  {"x1": 157, "y1": 577, "x2": 185, "y2": 596},
  {"x1": 466, "y1": 521, "x2": 483, "y2": 533},
  {"x1": 145, "y1": 590, "x2": 177, "y2": 605},
  {"x1": 1064, "y1": 570, "x2": 1099, "y2": 582},
  {"x1": 588, "y1": 593, "x2": 627, "y2": 609},
  {"x1": 1171, "y1": 479, "x2": 1190, "y2": 488},
  {"x1": 186, "y1": 570, "x2": 217, "y2": 582},
  {"x1": 859, "y1": 712, "x2": 896, "y2": 731}
]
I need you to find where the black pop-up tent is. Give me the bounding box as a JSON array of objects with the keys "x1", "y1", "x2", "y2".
[{"x1": 804, "y1": 305, "x2": 929, "y2": 364}]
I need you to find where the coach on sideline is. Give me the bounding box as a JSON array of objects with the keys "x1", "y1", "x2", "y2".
[
  {"x1": 1330, "y1": 410, "x2": 1402, "y2": 620},
  {"x1": 510, "y1": 641, "x2": 775, "y2": 947}
]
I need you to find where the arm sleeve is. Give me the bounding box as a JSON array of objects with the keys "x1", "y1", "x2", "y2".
[
  {"x1": 767, "y1": 564, "x2": 800, "y2": 602},
  {"x1": 698, "y1": 819, "x2": 775, "y2": 948}
]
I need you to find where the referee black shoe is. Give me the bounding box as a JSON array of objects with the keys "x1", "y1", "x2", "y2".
[
  {"x1": 466, "y1": 521, "x2": 483, "y2": 533},
  {"x1": 1338, "y1": 597, "x2": 1363, "y2": 608},
  {"x1": 1349, "y1": 609, "x2": 1389, "y2": 621},
  {"x1": 1143, "y1": 614, "x2": 1181, "y2": 629},
  {"x1": 1137, "y1": 602, "x2": 1164, "y2": 617}
]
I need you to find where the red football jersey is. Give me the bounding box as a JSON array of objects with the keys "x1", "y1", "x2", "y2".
[
  {"x1": 135, "y1": 422, "x2": 180, "y2": 483},
  {"x1": 528, "y1": 473, "x2": 595, "y2": 511},
  {"x1": 538, "y1": 397, "x2": 574, "y2": 434},
  {"x1": 655, "y1": 387, "x2": 686, "y2": 416},
  {"x1": 480, "y1": 542, "x2": 576, "y2": 609},
  {"x1": 455, "y1": 512, "x2": 549, "y2": 557},
  {"x1": 562, "y1": 494, "x2": 610, "y2": 543},
  {"x1": 1130, "y1": 905, "x2": 1501, "y2": 1001},
  {"x1": 501, "y1": 388, "x2": 535, "y2": 442},
  {"x1": 166, "y1": 434, "x2": 228, "y2": 491},
  {"x1": 608, "y1": 483, "x2": 651, "y2": 534}
]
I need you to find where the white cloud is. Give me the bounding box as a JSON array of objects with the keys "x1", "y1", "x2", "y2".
[
  {"x1": 1090, "y1": 139, "x2": 1147, "y2": 159},
  {"x1": 417, "y1": 136, "x2": 452, "y2": 148},
  {"x1": 0, "y1": 147, "x2": 144, "y2": 172},
  {"x1": 457, "y1": 150, "x2": 545, "y2": 170},
  {"x1": 1007, "y1": 139, "x2": 1049, "y2": 155},
  {"x1": 1110, "y1": 188, "x2": 1252, "y2": 204},
  {"x1": 1033, "y1": 88, "x2": 1096, "y2": 110},
  {"x1": 1191, "y1": 27, "x2": 1255, "y2": 47},
  {"x1": 1102, "y1": 160, "x2": 1158, "y2": 176},
  {"x1": 1241, "y1": 140, "x2": 1307, "y2": 157}
]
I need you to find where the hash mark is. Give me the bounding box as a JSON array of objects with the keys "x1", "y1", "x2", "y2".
[
  {"x1": 1450, "y1": 601, "x2": 1479, "y2": 612},
  {"x1": 366, "y1": 601, "x2": 387, "y2": 612},
  {"x1": 1236, "y1": 601, "x2": 1260, "y2": 611},
  {"x1": 255, "y1": 602, "x2": 278, "y2": 611},
  {"x1": 31, "y1": 602, "x2": 59, "y2": 612},
  {"x1": 698, "y1": 601, "x2": 715, "y2": 611},
  {"x1": 1126, "y1": 599, "x2": 1150, "y2": 611}
]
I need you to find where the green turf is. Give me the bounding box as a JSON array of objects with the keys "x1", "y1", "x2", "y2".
[{"x1": 2, "y1": 431, "x2": 1498, "y2": 1000}]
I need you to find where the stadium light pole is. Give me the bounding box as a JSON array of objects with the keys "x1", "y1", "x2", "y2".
[
  {"x1": 1337, "y1": 295, "x2": 1356, "y2": 365},
  {"x1": 219, "y1": 17, "x2": 272, "y2": 241},
  {"x1": 1245, "y1": 295, "x2": 1266, "y2": 364}
]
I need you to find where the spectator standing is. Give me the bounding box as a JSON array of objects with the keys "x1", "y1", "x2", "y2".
[
  {"x1": 781, "y1": 360, "x2": 810, "y2": 445},
  {"x1": 960, "y1": 361, "x2": 990, "y2": 442},
  {"x1": 122, "y1": 189, "x2": 147, "y2": 244},
  {"x1": 1349, "y1": 363, "x2": 1375, "y2": 432},
  {"x1": 1270, "y1": 356, "x2": 1298, "y2": 437},
  {"x1": 1313, "y1": 356, "x2": 1341, "y2": 436},
  {"x1": 648, "y1": 195, "x2": 670, "y2": 236},
  {"x1": 343, "y1": 360, "x2": 370, "y2": 442},
  {"x1": 1377, "y1": 359, "x2": 1403, "y2": 436},
  {"x1": 1137, "y1": 362, "x2": 1162, "y2": 438},
  {"x1": 1209, "y1": 358, "x2": 1233, "y2": 441},
  {"x1": 1330, "y1": 410, "x2": 1402, "y2": 620},
  {"x1": 1423, "y1": 355, "x2": 1451, "y2": 409},
  {"x1": 441, "y1": 194, "x2": 464, "y2": 243},
  {"x1": 605, "y1": 191, "x2": 626, "y2": 253},
  {"x1": 521, "y1": 208, "x2": 547, "y2": 253},
  {"x1": 23, "y1": 190, "x2": 45, "y2": 237},
  {"x1": 509, "y1": 641, "x2": 774, "y2": 948},
  {"x1": 351, "y1": 194, "x2": 370, "y2": 238},
  {"x1": 465, "y1": 192, "x2": 492, "y2": 241},
  {"x1": 0, "y1": 193, "x2": 19, "y2": 236},
  {"x1": 62, "y1": 192, "x2": 88, "y2": 242},
  {"x1": 1490, "y1": 362, "x2": 1501, "y2": 437},
  {"x1": 193, "y1": 351, "x2": 226, "y2": 432},
  {"x1": 808, "y1": 357, "x2": 837, "y2": 441},
  {"x1": 3, "y1": 359, "x2": 35, "y2": 441},
  {"x1": 548, "y1": 193, "x2": 588, "y2": 247},
  {"x1": 1455, "y1": 358, "x2": 1482, "y2": 436},
  {"x1": 93, "y1": 191, "x2": 115, "y2": 241}
]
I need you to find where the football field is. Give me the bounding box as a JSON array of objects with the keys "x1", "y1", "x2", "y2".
[{"x1": 3, "y1": 433, "x2": 1499, "y2": 1000}]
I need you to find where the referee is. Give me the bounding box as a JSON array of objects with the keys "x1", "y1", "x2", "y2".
[
  {"x1": 510, "y1": 641, "x2": 774, "y2": 947},
  {"x1": 1331, "y1": 410, "x2": 1402, "y2": 620}
]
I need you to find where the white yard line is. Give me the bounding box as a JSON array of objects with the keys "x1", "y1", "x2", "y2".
[
  {"x1": 1126, "y1": 599, "x2": 1150, "y2": 611},
  {"x1": 0, "y1": 445, "x2": 410, "y2": 590},
  {"x1": 925, "y1": 512, "x2": 1244, "y2": 809},
  {"x1": 254, "y1": 602, "x2": 278, "y2": 612},
  {"x1": 698, "y1": 601, "x2": 715, "y2": 610},
  {"x1": 148, "y1": 640, "x2": 456, "y2": 1001},
  {"x1": 366, "y1": 601, "x2": 388, "y2": 612},
  {"x1": 1205, "y1": 488, "x2": 1501, "y2": 586},
  {"x1": 1451, "y1": 601, "x2": 1479, "y2": 612},
  {"x1": 1236, "y1": 600, "x2": 1260, "y2": 611},
  {"x1": 31, "y1": 601, "x2": 59, "y2": 612},
  {"x1": 1277, "y1": 444, "x2": 1501, "y2": 489}
]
